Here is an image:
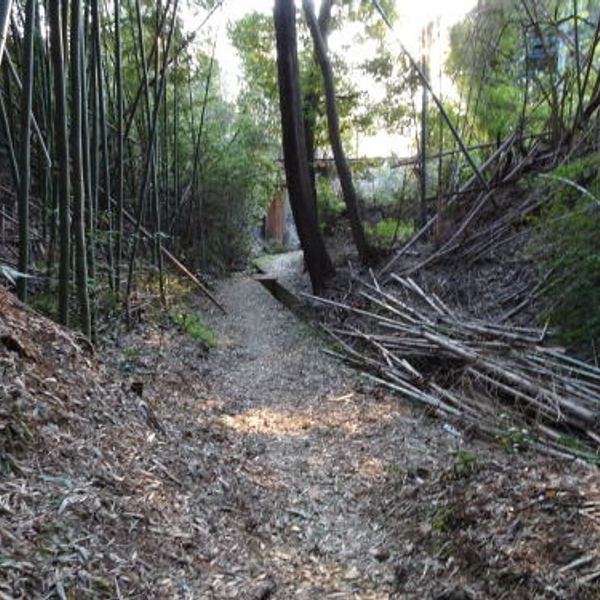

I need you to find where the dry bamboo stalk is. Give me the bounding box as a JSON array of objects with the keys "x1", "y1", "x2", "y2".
[
  {"x1": 429, "y1": 382, "x2": 481, "y2": 417},
  {"x1": 303, "y1": 292, "x2": 406, "y2": 329},
  {"x1": 359, "y1": 291, "x2": 424, "y2": 326},
  {"x1": 119, "y1": 201, "x2": 225, "y2": 313},
  {"x1": 393, "y1": 276, "x2": 445, "y2": 315},
  {"x1": 352, "y1": 325, "x2": 425, "y2": 383},
  {"x1": 361, "y1": 279, "x2": 431, "y2": 322},
  {"x1": 423, "y1": 331, "x2": 597, "y2": 424},
  {"x1": 364, "y1": 373, "x2": 462, "y2": 416},
  {"x1": 318, "y1": 271, "x2": 600, "y2": 457},
  {"x1": 466, "y1": 367, "x2": 558, "y2": 421},
  {"x1": 378, "y1": 134, "x2": 519, "y2": 277}
]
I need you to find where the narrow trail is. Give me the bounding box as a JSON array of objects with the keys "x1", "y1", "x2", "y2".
[{"x1": 196, "y1": 273, "x2": 463, "y2": 598}]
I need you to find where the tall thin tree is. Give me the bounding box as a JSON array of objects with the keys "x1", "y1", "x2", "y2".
[
  {"x1": 274, "y1": 0, "x2": 334, "y2": 293},
  {"x1": 91, "y1": 0, "x2": 114, "y2": 292},
  {"x1": 125, "y1": 0, "x2": 179, "y2": 307},
  {"x1": 49, "y1": 0, "x2": 70, "y2": 325},
  {"x1": 17, "y1": 0, "x2": 36, "y2": 301},
  {"x1": 70, "y1": 0, "x2": 91, "y2": 337},
  {"x1": 114, "y1": 0, "x2": 124, "y2": 298},
  {"x1": 303, "y1": 0, "x2": 371, "y2": 263}
]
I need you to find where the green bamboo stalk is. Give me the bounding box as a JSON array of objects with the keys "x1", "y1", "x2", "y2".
[
  {"x1": 81, "y1": 0, "x2": 96, "y2": 339},
  {"x1": 17, "y1": 0, "x2": 36, "y2": 301},
  {"x1": 91, "y1": 0, "x2": 114, "y2": 294},
  {"x1": 125, "y1": 0, "x2": 178, "y2": 309},
  {"x1": 70, "y1": 0, "x2": 91, "y2": 338},
  {"x1": 114, "y1": 0, "x2": 124, "y2": 299},
  {"x1": 49, "y1": 0, "x2": 70, "y2": 325},
  {"x1": 0, "y1": 0, "x2": 13, "y2": 67}
]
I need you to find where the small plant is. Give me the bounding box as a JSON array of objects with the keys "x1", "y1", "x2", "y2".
[
  {"x1": 170, "y1": 311, "x2": 218, "y2": 348},
  {"x1": 431, "y1": 506, "x2": 456, "y2": 533},
  {"x1": 451, "y1": 449, "x2": 478, "y2": 477},
  {"x1": 252, "y1": 254, "x2": 276, "y2": 272},
  {"x1": 123, "y1": 348, "x2": 143, "y2": 359},
  {"x1": 366, "y1": 218, "x2": 414, "y2": 248},
  {"x1": 316, "y1": 176, "x2": 345, "y2": 231},
  {"x1": 118, "y1": 347, "x2": 146, "y2": 374},
  {"x1": 384, "y1": 463, "x2": 404, "y2": 479},
  {"x1": 30, "y1": 290, "x2": 57, "y2": 318},
  {"x1": 265, "y1": 239, "x2": 288, "y2": 254},
  {"x1": 496, "y1": 427, "x2": 531, "y2": 453}
]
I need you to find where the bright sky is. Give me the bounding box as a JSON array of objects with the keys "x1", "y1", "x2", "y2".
[{"x1": 184, "y1": 0, "x2": 478, "y2": 156}]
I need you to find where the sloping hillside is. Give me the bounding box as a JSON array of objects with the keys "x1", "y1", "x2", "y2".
[{"x1": 0, "y1": 286, "x2": 235, "y2": 598}]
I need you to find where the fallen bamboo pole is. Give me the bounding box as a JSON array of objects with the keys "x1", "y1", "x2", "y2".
[
  {"x1": 118, "y1": 201, "x2": 226, "y2": 313},
  {"x1": 312, "y1": 273, "x2": 600, "y2": 459}
]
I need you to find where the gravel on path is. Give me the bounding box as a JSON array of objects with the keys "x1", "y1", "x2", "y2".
[{"x1": 197, "y1": 274, "x2": 464, "y2": 598}]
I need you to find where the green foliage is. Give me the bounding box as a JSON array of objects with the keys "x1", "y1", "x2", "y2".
[
  {"x1": 95, "y1": 2, "x2": 281, "y2": 275},
  {"x1": 366, "y1": 218, "x2": 414, "y2": 247},
  {"x1": 431, "y1": 506, "x2": 457, "y2": 533},
  {"x1": 197, "y1": 103, "x2": 280, "y2": 272},
  {"x1": 170, "y1": 311, "x2": 217, "y2": 348},
  {"x1": 30, "y1": 290, "x2": 57, "y2": 318},
  {"x1": 252, "y1": 254, "x2": 277, "y2": 271},
  {"x1": 264, "y1": 239, "x2": 288, "y2": 255},
  {"x1": 529, "y1": 155, "x2": 600, "y2": 346},
  {"x1": 316, "y1": 177, "x2": 345, "y2": 229},
  {"x1": 496, "y1": 427, "x2": 532, "y2": 453},
  {"x1": 229, "y1": 12, "x2": 280, "y2": 141},
  {"x1": 451, "y1": 449, "x2": 478, "y2": 478},
  {"x1": 447, "y1": 0, "x2": 525, "y2": 141},
  {"x1": 230, "y1": 3, "x2": 406, "y2": 154},
  {"x1": 446, "y1": 0, "x2": 600, "y2": 142}
]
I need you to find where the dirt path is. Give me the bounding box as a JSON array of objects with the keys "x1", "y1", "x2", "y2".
[
  {"x1": 194, "y1": 274, "x2": 465, "y2": 598},
  {"x1": 4, "y1": 269, "x2": 597, "y2": 599}
]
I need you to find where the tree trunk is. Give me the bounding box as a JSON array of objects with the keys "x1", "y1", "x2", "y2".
[
  {"x1": 49, "y1": 0, "x2": 70, "y2": 326},
  {"x1": 419, "y1": 24, "x2": 431, "y2": 229},
  {"x1": 80, "y1": 5, "x2": 97, "y2": 339},
  {"x1": 17, "y1": 0, "x2": 35, "y2": 301},
  {"x1": 302, "y1": 0, "x2": 371, "y2": 264},
  {"x1": 91, "y1": 0, "x2": 114, "y2": 293},
  {"x1": 114, "y1": 0, "x2": 124, "y2": 298},
  {"x1": 70, "y1": 0, "x2": 92, "y2": 338},
  {"x1": 302, "y1": 0, "x2": 333, "y2": 207},
  {"x1": 302, "y1": 90, "x2": 319, "y2": 209},
  {"x1": 274, "y1": 0, "x2": 334, "y2": 293}
]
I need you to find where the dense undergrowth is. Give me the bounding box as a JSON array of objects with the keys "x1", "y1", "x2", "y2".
[{"x1": 529, "y1": 154, "x2": 600, "y2": 349}]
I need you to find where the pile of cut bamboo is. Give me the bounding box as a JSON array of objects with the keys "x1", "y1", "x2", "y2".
[{"x1": 308, "y1": 275, "x2": 600, "y2": 462}]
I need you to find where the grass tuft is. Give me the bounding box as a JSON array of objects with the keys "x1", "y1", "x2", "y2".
[{"x1": 170, "y1": 311, "x2": 218, "y2": 348}]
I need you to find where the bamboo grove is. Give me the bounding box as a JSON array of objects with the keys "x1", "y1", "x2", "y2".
[
  {"x1": 0, "y1": 0, "x2": 276, "y2": 339},
  {"x1": 2, "y1": 0, "x2": 600, "y2": 342}
]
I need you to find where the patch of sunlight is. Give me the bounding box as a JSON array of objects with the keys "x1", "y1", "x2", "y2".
[
  {"x1": 219, "y1": 394, "x2": 410, "y2": 439},
  {"x1": 357, "y1": 456, "x2": 386, "y2": 480},
  {"x1": 219, "y1": 408, "x2": 316, "y2": 437},
  {"x1": 310, "y1": 394, "x2": 409, "y2": 434},
  {"x1": 199, "y1": 399, "x2": 227, "y2": 411}
]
